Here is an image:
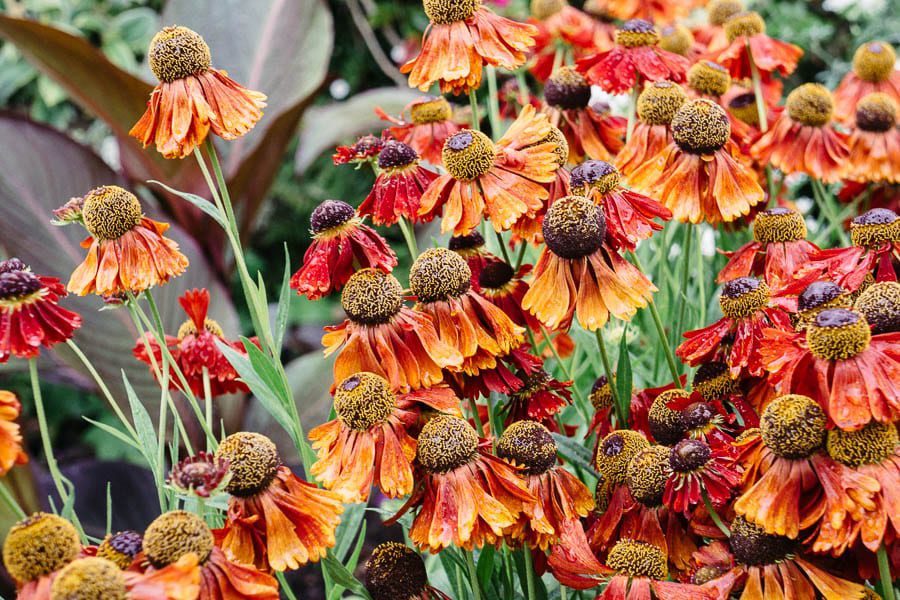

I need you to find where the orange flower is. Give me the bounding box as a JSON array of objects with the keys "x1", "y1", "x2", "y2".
[
  {"x1": 401, "y1": 0, "x2": 538, "y2": 95},
  {"x1": 522, "y1": 195, "x2": 655, "y2": 331},
  {"x1": 0, "y1": 391, "x2": 27, "y2": 475},
  {"x1": 322, "y1": 269, "x2": 463, "y2": 392},
  {"x1": 215, "y1": 433, "x2": 342, "y2": 573},
  {"x1": 692, "y1": 0, "x2": 744, "y2": 56},
  {"x1": 541, "y1": 67, "x2": 626, "y2": 162},
  {"x1": 392, "y1": 415, "x2": 536, "y2": 552},
  {"x1": 418, "y1": 105, "x2": 560, "y2": 235},
  {"x1": 616, "y1": 81, "x2": 687, "y2": 179},
  {"x1": 2, "y1": 513, "x2": 81, "y2": 599},
  {"x1": 714, "y1": 11, "x2": 802, "y2": 82},
  {"x1": 67, "y1": 186, "x2": 188, "y2": 297},
  {"x1": 602, "y1": 0, "x2": 696, "y2": 23},
  {"x1": 628, "y1": 99, "x2": 764, "y2": 224},
  {"x1": 375, "y1": 96, "x2": 466, "y2": 166},
  {"x1": 596, "y1": 539, "x2": 715, "y2": 600},
  {"x1": 527, "y1": 2, "x2": 613, "y2": 82},
  {"x1": 141, "y1": 511, "x2": 278, "y2": 599},
  {"x1": 410, "y1": 248, "x2": 524, "y2": 375},
  {"x1": 834, "y1": 41, "x2": 900, "y2": 123},
  {"x1": 751, "y1": 84, "x2": 850, "y2": 183},
  {"x1": 732, "y1": 397, "x2": 879, "y2": 540},
  {"x1": 45, "y1": 555, "x2": 201, "y2": 600},
  {"x1": 846, "y1": 93, "x2": 900, "y2": 183},
  {"x1": 309, "y1": 372, "x2": 460, "y2": 503},
  {"x1": 364, "y1": 542, "x2": 452, "y2": 600},
  {"x1": 130, "y1": 26, "x2": 266, "y2": 159}
]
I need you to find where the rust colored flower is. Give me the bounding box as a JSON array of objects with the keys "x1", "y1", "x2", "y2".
[
  {"x1": 216, "y1": 432, "x2": 343, "y2": 572},
  {"x1": 391, "y1": 415, "x2": 535, "y2": 552},
  {"x1": 527, "y1": 1, "x2": 613, "y2": 82},
  {"x1": 130, "y1": 26, "x2": 266, "y2": 159},
  {"x1": 410, "y1": 248, "x2": 524, "y2": 376},
  {"x1": 418, "y1": 105, "x2": 560, "y2": 235},
  {"x1": 309, "y1": 372, "x2": 460, "y2": 503},
  {"x1": 290, "y1": 199, "x2": 398, "y2": 301},
  {"x1": 714, "y1": 11, "x2": 802, "y2": 83},
  {"x1": 401, "y1": 0, "x2": 538, "y2": 95},
  {"x1": 2, "y1": 512, "x2": 81, "y2": 598},
  {"x1": 448, "y1": 231, "x2": 492, "y2": 286},
  {"x1": 168, "y1": 451, "x2": 230, "y2": 498},
  {"x1": 603, "y1": 0, "x2": 696, "y2": 24},
  {"x1": 834, "y1": 41, "x2": 900, "y2": 123},
  {"x1": 846, "y1": 93, "x2": 900, "y2": 183},
  {"x1": 333, "y1": 134, "x2": 385, "y2": 166},
  {"x1": 616, "y1": 81, "x2": 687, "y2": 178},
  {"x1": 597, "y1": 539, "x2": 715, "y2": 600},
  {"x1": 761, "y1": 308, "x2": 900, "y2": 429},
  {"x1": 571, "y1": 160, "x2": 671, "y2": 252},
  {"x1": 359, "y1": 141, "x2": 440, "y2": 226},
  {"x1": 577, "y1": 20, "x2": 690, "y2": 95},
  {"x1": 67, "y1": 186, "x2": 188, "y2": 297},
  {"x1": 663, "y1": 438, "x2": 740, "y2": 514},
  {"x1": 0, "y1": 258, "x2": 81, "y2": 363},
  {"x1": 50, "y1": 555, "x2": 201, "y2": 600},
  {"x1": 0, "y1": 391, "x2": 26, "y2": 475},
  {"x1": 522, "y1": 195, "x2": 655, "y2": 331},
  {"x1": 364, "y1": 542, "x2": 451, "y2": 600},
  {"x1": 142, "y1": 510, "x2": 278, "y2": 599},
  {"x1": 751, "y1": 84, "x2": 850, "y2": 183},
  {"x1": 732, "y1": 396, "x2": 879, "y2": 540},
  {"x1": 133, "y1": 288, "x2": 257, "y2": 397},
  {"x1": 718, "y1": 208, "x2": 820, "y2": 289},
  {"x1": 375, "y1": 96, "x2": 466, "y2": 166},
  {"x1": 628, "y1": 99, "x2": 764, "y2": 224},
  {"x1": 476, "y1": 259, "x2": 539, "y2": 329},
  {"x1": 692, "y1": 0, "x2": 744, "y2": 56},
  {"x1": 678, "y1": 277, "x2": 792, "y2": 379},
  {"x1": 542, "y1": 67, "x2": 626, "y2": 162},
  {"x1": 504, "y1": 368, "x2": 572, "y2": 426}
]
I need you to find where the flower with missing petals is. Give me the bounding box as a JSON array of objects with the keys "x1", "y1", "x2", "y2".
[{"x1": 167, "y1": 451, "x2": 230, "y2": 498}]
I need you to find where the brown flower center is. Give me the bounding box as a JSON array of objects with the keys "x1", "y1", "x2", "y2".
[
  {"x1": 607, "y1": 539, "x2": 668, "y2": 579},
  {"x1": 378, "y1": 141, "x2": 419, "y2": 170},
  {"x1": 760, "y1": 394, "x2": 826, "y2": 459},
  {"x1": 673, "y1": 99, "x2": 731, "y2": 154},
  {"x1": 719, "y1": 277, "x2": 769, "y2": 319},
  {"x1": 334, "y1": 372, "x2": 396, "y2": 431},
  {"x1": 670, "y1": 438, "x2": 711, "y2": 472},
  {"x1": 728, "y1": 92, "x2": 759, "y2": 126},
  {"x1": 596, "y1": 430, "x2": 650, "y2": 484},
  {"x1": 142, "y1": 511, "x2": 214, "y2": 568},
  {"x1": 854, "y1": 281, "x2": 900, "y2": 334},
  {"x1": 729, "y1": 516, "x2": 793, "y2": 565},
  {"x1": 410, "y1": 96, "x2": 452, "y2": 124},
  {"x1": 615, "y1": 19, "x2": 659, "y2": 48},
  {"x1": 442, "y1": 130, "x2": 495, "y2": 180},
  {"x1": 82, "y1": 186, "x2": 143, "y2": 241},
  {"x1": 310, "y1": 199, "x2": 356, "y2": 235},
  {"x1": 417, "y1": 415, "x2": 479, "y2": 473},
  {"x1": 96, "y1": 531, "x2": 142, "y2": 570},
  {"x1": 648, "y1": 389, "x2": 690, "y2": 445},
  {"x1": 797, "y1": 281, "x2": 850, "y2": 328},
  {"x1": 786, "y1": 84, "x2": 834, "y2": 127},
  {"x1": 692, "y1": 361, "x2": 737, "y2": 401},
  {"x1": 365, "y1": 542, "x2": 429, "y2": 600},
  {"x1": 626, "y1": 445, "x2": 670, "y2": 507},
  {"x1": 497, "y1": 420, "x2": 558, "y2": 475},
  {"x1": 851, "y1": 208, "x2": 900, "y2": 248},
  {"x1": 50, "y1": 557, "x2": 128, "y2": 600},
  {"x1": 637, "y1": 81, "x2": 688, "y2": 126},
  {"x1": 753, "y1": 207, "x2": 807, "y2": 244},
  {"x1": 341, "y1": 269, "x2": 404, "y2": 325},
  {"x1": 852, "y1": 42, "x2": 897, "y2": 83},
  {"x1": 806, "y1": 308, "x2": 871, "y2": 361},
  {"x1": 570, "y1": 160, "x2": 621, "y2": 196},
  {"x1": 724, "y1": 12, "x2": 765, "y2": 43},
  {"x1": 688, "y1": 61, "x2": 732, "y2": 97},
  {"x1": 545, "y1": 66, "x2": 592, "y2": 110},
  {"x1": 149, "y1": 26, "x2": 211, "y2": 83},
  {"x1": 423, "y1": 0, "x2": 480, "y2": 24},
  {"x1": 0, "y1": 269, "x2": 42, "y2": 302},
  {"x1": 410, "y1": 247, "x2": 472, "y2": 302},
  {"x1": 856, "y1": 92, "x2": 898, "y2": 132},
  {"x1": 2, "y1": 513, "x2": 80, "y2": 584},
  {"x1": 542, "y1": 195, "x2": 606, "y2": 259},
  {"x1": 215, "y1": 432, "x2": 281, "y2": 496},
  {"x1": 448, "y1": 230, "x2": 485, "y2": 252},
  {"x1": 176, "y1": 317, "x2": 224, "y2": 339},
  {"x1": 590, "y1": 375, "x2": 614, "y2": 410}
]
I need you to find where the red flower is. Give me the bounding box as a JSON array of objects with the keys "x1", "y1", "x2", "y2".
[
  {"x1": 663, "y1": 439, "x2": 740, "y2": 514},
  {"x1": 504, "y1": 368, "x2": 572, "y2": 426},
  {"x1": 359, "y1": 141, "x2": 440, "y2": 226},
  {"x1": 0, "y1": 259, "x2": 81, "y2": 363},
  {"x1": 714, "y1": 11, "x2": 802, "y2": 82},
  {"x1": 375, "y1": 96, "x2": 466, "y2": 166},
  {"x1": 333, "y1": 134, "x2": 385, "y2": 166},
  {"x1": 527, "y1": 5, "x2": 613, "y2": 82},
  {"x1": 290, "y1": 200, "x2": 397, "y2": 301},
  {"x1": 448, "y1": 231, "x2": 492, "y2": 287},
  {"x1": 167, "y1": 451, "x2": 230, "y2": 498},
  {"x1": 577, "y1": 20, "x2": 690, "y2": 95}
]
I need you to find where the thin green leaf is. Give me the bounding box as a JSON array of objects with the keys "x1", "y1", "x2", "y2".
[
  {"x1": 321, "y1": 553, "x2": 371, "y2": 599},
  {"x1": 274, "y1": 244, "x2": 293, "y2": 352},
  {"x1": 334, "y1": 502, "x2": 367, "y2": 562},
  {"x1": 552, "y1": 433, "x2": 595, "y2": 475},
  {"x1": 122, "y1": 373, "x2": 159, "y2": 475},
  {"x1": 329, "y1": 521, "x2": 369, "y2": 600},
  {"x1": 616, "y1": 325, "x2": 633, "y2": 422},
  {"x1": 82, "y1": 417, "x2": 140, "y2": 451},
  {"x1": 147, "y1": 180, "x2": 226, "y2": 228},
  {"x1": 241, "y1": 337, "x2": 290, "y2": 405},
  {"x1": 477, "y1": 545, "x2": 496, "y2": 590}
]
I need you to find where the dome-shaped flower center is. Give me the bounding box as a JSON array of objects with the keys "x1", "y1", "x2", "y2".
[
  {"x1": 365, "y1": 542, "x2": 429, "y2": 600},
  {"x1": 310, "y1": 199, "x2": 356, "y2": 236},
  {"x1": 176, "y1": 317, "x2": 224, "y2": 339},
  {"x1": 570, "y1": 160, "x2": 621, "y2": 196},
  {"x1": 827, "y1": 421, "x2": 898, "y2": 467},
  {"x1": 423, "y1": 0, "x2": 480, "y2": 24},
  {"x1": 760, "y1": 394, "x2": 826, "y2": 459},
  {"x1": 680, "y1": 401, "x2": 716, "y2": 433},
  {"x1": 856, "y1": 93, "x2": 898, "y2": 132},
  {"x1": 538, "y1": 126, "x2": 569, "y2": 169},
  {"x1": 589, "y1": 374, "x2": 614, "y2": 410},
  {"x1": 852, "y1": 41, "x2": 897, "y2": 83},
  {"x1": 728, "y1": 92, "x2": 759, "y2": 126},
  {"x1": 442, "y1": 130, "x2": 495, "y2": 180},
  {"x1": 659, "y1": 24, "x2": 694, "y2": 56},
  {"x1": 854, "y1": 281, "x2": 900, "y2": 334},
  {"x1": 688, "y1": 61, "x2": 732, "y2": 97},
  {"x1": 50, "y1": 557, "x2": 127, "y2": 600},
  {"x1": 410, "y1": 96, "x2": 452, "y2": 124},
  {"x1": 596, "y1": 430, "x2": 650, "y2": 484},
  {"x1": 448, "y1": 230, "x2": 485, "y2": 252},
  {"x1": 378, "y1": 141, "x2": 419, "y2": 171},
  {"x1": 497, "y1": 420, "x2": 558, "y2": 475},
  {"x1": 545, "y1": 66, "x2": 591, "y2": 110},
  {"x1": 606, "y1": 539, "x2": 668, "y2": 579},
  {"x1": 81, "y1": 186, "x2": 143, "y2": 241},
  {"x1": 670, "y1": 438, "x2": 711, "y2": 472},
  {"x1": 752, "y1": 207, "x2": 807, "y2": 244},
  {"x1": 729, "y1": 516, "x2": 793, "y2": 566},
  {"x1": 417, "y1": 415, "x2": 479, "y2": 473},
  {"x1": 594, "y1": 475, "x2": 612, "y2": 513},
  {"x1": 851, "y1": 208, "x2": 900, "y2": 248},
  {"x1": 410, "y1": 247, "x2": 472, "y2": 303},
  {"x1": 692, "y1": 361, "x2": 737, "y2": 401},
  {"x1": 334, "y1": 372, "x2": 396, "y2": 431},
  {"x1": 615, "y1": 19, "x2": 659, "y2": 48},
  {"x1": 542, "y1": 195, "x2": 606, "y2": 259},
  {"x1": 97, "y1": 530, "x2": 142, "y2": 570},
  {"x1": 143, "y1": 511, "x2": 213, "y2": 568},
  {"x1": 341, "y1": 269, "x2": 404, "y2": 325},
  {"x1": 806, "y1": 308, "x2": 871, "y2": 361},
  {"x1": 797, "y1": 281, "x2": 850, "y2": 325},
  {"x1": 530, "y1": 0, "x2": 567, "y2": 20},
  {"x1": 149, "y1": 26, "x2": 211, "y2": 83},
  {"x1": 708, "y1": 0, "x2": 744, "y2": 26},
  {"x1": 786, "y1": 83, "x2": 834, "y2": 127},
  {"x1": 0, "y1": 257, "x2": 27, "y2": 274},
  {"x1": 719, "y1": 277, "x2": 769, "y2": 319},
  {"x1": 478, "y1": 260, "x2": 515, "y2": 292},
  {"x1": 724, "y1": 11, "x2": 765, "y2": 42},
  {"x1": 626, "y1": 445, "x2": 670, "y2": 507},
  {"x1": 648, "y1": 389, "x2": 690, "y2": 445},
  {"x1": 2, "y1": 513, "x2": 80, "y2": 584},
  {"x1": 637, "y1": 81, "x2": 688, "y2": 126},
  {"x1": 672, "y1": 99, "x2": 731, "y2": 154},
  {"x1": 215, "y1": 431, "x2": 281, "y2": 496},
  {"x1": 0, "y1": 269, "x2": 42, "y2": 302},
  {"x1": 169, "y1": 452, "x2": 230, "y2": 497}
]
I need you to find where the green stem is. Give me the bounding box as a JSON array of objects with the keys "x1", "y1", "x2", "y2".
[
  {"x1": 515, "y1": 69, "x2": 530, "y2": 107},
  {"x1": 629, "y1": 252, "x2": 682, "y2": 388},
  {"x1": 746, "y1": 42, "x2": 768, "y2": 133},
  {"x1": 468, "y1": 396, "x2": 485, "y2": 437},
  {"x1": 522, "y1": 544, "x2": 537, "y2": 600},
  {"x1": 202, "y1": 367, "x2": 215, "y2": 452},
  {"x1": 811, "y1": 179, "x2": 850, "y2": 246},
  {"x1": 494, "y1": 230, "x2": 513, "y2": 265},
  {"x1": 594, "y1": 329, "x2": 625, "y2": 427},
  {"x1": 702, "y1": 489, "x2": 731, "y2": 538},
  {"x1": 276, "y1": 572, "x2": 300, "y2": 600},
  {"x1": 514, "y1": 240, "x2": 528, "y2": 271},
  {"x1": 0, "y1": 480, "x2": 24, "y2": 519},
  {"x1": 466, "y1": 550, "x2": 483, "y2": 600},
  {"x1": 674, "y1": 223, "x2": 694, "y2": 355},
  {"x1": 877, "y1": 544, "x2": 896, "y2": 600},
  {"x1": 486, "y1": 65, "x2": 502, "y2": 139},
  {"x1": 552, "y1": 45, "x2": 564, "y2": 74},
  {"x1": 626, "y1": 83, "x2": 639, "y2": 142},
  {"x1": 539, "y1": 326, "x2": 590, "y2": 421},
  {"x1": 66, "y1": 339, "x2": 137, "y2": 438},
  {"x1": 469, "y1": 90, "x2": 481, "y2": 131},
  {"x1": 398, "y1": 216, "x2": 419, "y2": 259}
]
